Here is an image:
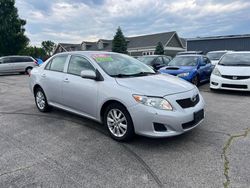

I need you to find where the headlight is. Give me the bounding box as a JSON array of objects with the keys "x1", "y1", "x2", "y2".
[
  {"x1": 133, "y1": 95, "x2": 173, "y2": 111},
  {"x1": 212, "y1": 68, "x2": 221, "y2": 76},
  {"x1": 177, "y1": 72, "x2": 189, "y2": 77}
]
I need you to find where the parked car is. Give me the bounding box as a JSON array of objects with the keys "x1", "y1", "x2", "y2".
[
  {"x1": 0, "y1": 56, "x2": 38, "y2": 74},
  {"x1": 29, "y1": 51, "x2": 205, "y2": 141},
  {"x1": 159, "y1": 55, "x2": 213, "y2": 86},
  {"x1": 137, "y1": 55, "x2": 171, "y2": 70},
  {"x1": 176, "y1": 51, "x2": 203, "y2": 56},
  {"x1": 206, "y1": 51, "x2": 230, "y2": 65},
  {"x1": 36, "y1": 58, "x2": 44, "y2": 65},
  {"x1": 210, "y1": 51, "x2": 250, "y2": 91}
]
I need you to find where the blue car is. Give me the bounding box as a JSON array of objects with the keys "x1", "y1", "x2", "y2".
[{"x1": 159, "y1": 55, "x2": 213, "y2": 86}]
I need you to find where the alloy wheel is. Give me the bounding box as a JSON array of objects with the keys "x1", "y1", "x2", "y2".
[
  {"x1": 107, "y1": 109, "x2": 127, "y2": 137},
  {"x1": 36, "y1": 91, "x2": 46, "y2": 110}
]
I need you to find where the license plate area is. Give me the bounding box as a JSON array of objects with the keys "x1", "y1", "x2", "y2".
[{"x1": 194, "y1": 109, "x2": 204, "y2": 123}]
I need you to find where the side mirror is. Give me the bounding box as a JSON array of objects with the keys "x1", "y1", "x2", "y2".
[{"x1": 80, "y1": 70, "x2": 97, "y2": 80}]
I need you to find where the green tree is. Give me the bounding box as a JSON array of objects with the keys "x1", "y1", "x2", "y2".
[
  {"x1": 154, "y1": 42, "x2": 165, "y2": 55},
  {"x1": 41, "y1": 40, "x2": 56, "y2": 56},
  {"x1": 112, "y1": 27, "x2": 127, "y2": 54},
  {"x1": 19, "y1": 46, "x2": 46, "y2": 60},
  {"x1": 0, "y1": 0, "x2": 29, "y2": 56}
]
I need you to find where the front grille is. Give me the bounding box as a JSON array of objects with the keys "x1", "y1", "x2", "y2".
[
  {"x1": 176, "y1": 94, "x2": 200, "y2": 109},
  {"x1": 222, "y1": 75, "x2": 250, "y2": 80},
  {"x1": 221, "y1": 84, "x2": 248, "y2": 89}
]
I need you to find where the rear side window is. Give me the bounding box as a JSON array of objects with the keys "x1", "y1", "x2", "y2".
[
  {"x1": 46, "y1": 56, "x2": 67, "y2": 72},
  {"x1": 68, "y1": 56, "x2": 95, "y2": 76},
  {"x1": 20, "y1": 57, "x2": 34, "y2": 62},
  {"x1": 8, "y1": 57, "x2": 34, "y2": 63}
]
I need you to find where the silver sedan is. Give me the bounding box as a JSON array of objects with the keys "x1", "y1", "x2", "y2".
[{"x1": 29, "y1": 51, "x2": 205, "y2": 141}]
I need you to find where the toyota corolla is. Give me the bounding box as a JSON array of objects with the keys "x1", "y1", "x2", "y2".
[{"x1": 29, "y1": 51, "x2": 205, "y2": 141}]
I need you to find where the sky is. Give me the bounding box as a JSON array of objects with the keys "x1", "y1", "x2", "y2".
[{"x1": 16, "y1": 0, "x2": 250, "y2": 46}]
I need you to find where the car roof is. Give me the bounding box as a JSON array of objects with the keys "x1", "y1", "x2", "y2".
[
  {"x1": 0, "y1": 55, "x2": 33, "y2": 58},
  {"x1": 207, "y1": 50, "x2": 232, "y2": 53},
  {"x1": 175, "y1": 54, "x2": 204, "y2": 57},
  {"x1": 225, "y1": 51, "x2": 250, "y2": 54}
]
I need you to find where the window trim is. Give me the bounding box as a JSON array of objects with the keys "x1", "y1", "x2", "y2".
[{"x1": 66, "y1": 55, "x2": 96, "y2": 77}]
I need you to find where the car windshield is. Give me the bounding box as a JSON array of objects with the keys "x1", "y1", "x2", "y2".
[
  {"x1": 207, "y1": 52, "x2": 226, "y2": 60},
  {"x1": 137, "y1": 56, "x2": 156, "y2": 65},
  {"x1": 219, "y1": 53, "x2": 250, "y2": 66},
  {"x1": 168, "y1": 56, "x2": 198, "y2": 66},
  {"x1": 92, "y1": 53, "x2": 156, "y2": 77}
]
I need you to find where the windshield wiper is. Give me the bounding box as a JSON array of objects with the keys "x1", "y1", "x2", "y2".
[
  {"x1": 218, "y1": 63, "x2": 228, "y2": 66},
  {"x1": 110, "y1": 74, "x2": 133, "y2": 77},
  {"x1": 230, "y1": 63, "x2": 250, "y2": 66},
  {"x1": 129, "y1": 72, "x2": 156, "y2": 76},
  {"x1": 111, "y1": 72, "x2": 156, "y2": 78}
]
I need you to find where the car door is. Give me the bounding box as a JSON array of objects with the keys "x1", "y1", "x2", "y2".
[
  {"x1": 0, "y1": 57, "x2": 13, "y2": 73},
  {"x1": 11, "y1": 57, "x2": 23, "y2": 72},
  {"x1": 40, "y1": 55, "x2": 68, "y2": 104},
  {"x1": 62, "y1": 55, "x2": 98, "y2": 118},
  {"x1": 198, "y1": 57, "x2": 213, "y2": 81},
  {"x1": 12, "y1": 57, "x2": 33, "y2": 72}
]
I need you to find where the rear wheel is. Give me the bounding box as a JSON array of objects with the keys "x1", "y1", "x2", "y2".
[
  {"x1": 25, "y1": 67, "x2": 33, "y2": 74},
  {"x1": 35, "y1": 87, "x2": 50, "y2": 112},
  {"x1": 191, "y1": 75, "x2": 200, "y2": 86},
  {"x1": 104, "y1": 103, "x2": 134, "y2": 141}
]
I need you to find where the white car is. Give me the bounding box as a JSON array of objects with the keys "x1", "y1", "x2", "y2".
[
  {"x1": 0, "y1": 56, "x2": 38, "y2": 74},
  {"x1": 210, "y1": 52, "x2": 250, "y2": 91},
  {"x1": 207, "y1": 51, "x2": 230, "y2": 65}
]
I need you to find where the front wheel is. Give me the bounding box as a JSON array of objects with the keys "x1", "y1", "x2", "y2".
[
  {"x1": 104, "y1": 103, "x2": 134, "y2": 141},
  {"x1": 35, "y1": 88, "x2": 50, "y2": 112}
]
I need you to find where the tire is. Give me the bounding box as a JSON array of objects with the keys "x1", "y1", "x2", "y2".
[
  {"x1": 191, "y1": 75, "x2": 200, "y2": 86},
  {"x1": 104, "y1": 103, "x2": 134, "y2": 141},
  {"x1": 25, "y1": 67, "x2": 33, "y2": 74},
  {"x1": 34, "y1": 87, "x2": 50, "y2": 112}
]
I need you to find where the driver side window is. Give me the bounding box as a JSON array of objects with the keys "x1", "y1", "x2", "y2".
[{"x1": 68, "y1": 56, "x2": 95, "y2": 76}]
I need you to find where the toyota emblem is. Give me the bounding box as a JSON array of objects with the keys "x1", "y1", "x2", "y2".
[{"x1": 191, "y1": 95, "x2": 197, "y2": 102}]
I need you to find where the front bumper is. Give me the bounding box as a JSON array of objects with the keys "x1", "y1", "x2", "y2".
[
  {"x1": 210, "y1": 75, "x2": 250, "y2": 91},
  {"x1": 128, "y1": 89, "x2": 205, "y2": 138}
]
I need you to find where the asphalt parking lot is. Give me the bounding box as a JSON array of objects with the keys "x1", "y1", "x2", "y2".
[{"x1": 0, "y1": 74, "x2": 249, "y2": 188}]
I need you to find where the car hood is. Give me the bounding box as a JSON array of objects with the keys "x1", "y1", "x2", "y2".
[
  {"x1": 115, "y1": 74, "x2": 195, "y2": 97},
  {"x1": 217, "y1": 65, "x2": 250, "y2": 76},
  {"x1": 159, "y1": 66, "x2": 195, "y2": 75}
]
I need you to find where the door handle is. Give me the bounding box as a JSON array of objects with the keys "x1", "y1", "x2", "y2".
[
  {"x1": 64, "y1": 78, "x2": 69, "y2": 83},
  {"x1": 41, "y1": 74, "x2": 46, "y2": 78}
]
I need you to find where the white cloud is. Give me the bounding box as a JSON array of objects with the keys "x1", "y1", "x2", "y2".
[{"x1": 15, "y1": 0, "x2": 250, "y2": 45}]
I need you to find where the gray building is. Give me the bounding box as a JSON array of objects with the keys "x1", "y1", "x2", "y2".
[
  {"x1": 54, "y1": 31, "x2": 186, "y2": 57},
  {"x1": 187, "y1": 34, "x2": 250, "y2": 54}
]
